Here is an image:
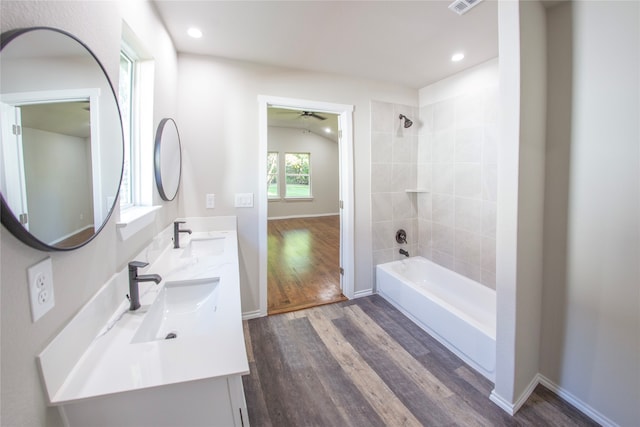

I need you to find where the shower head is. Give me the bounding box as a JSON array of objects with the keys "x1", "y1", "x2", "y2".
[{"x1": 399, "y1": 114, "x2": 413, "y2": 128}]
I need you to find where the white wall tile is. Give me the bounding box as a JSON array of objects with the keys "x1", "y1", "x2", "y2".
[
  {"x1": 432, "y1": 163, "x2": 455, "y2": 194},
  {"x1": 434, "y1": 99, "x2": 455, "y2": 131},
  {"x1": 371, "y1": 193, "x2": 393, "y2": 222},
  {"x1": 454, "y1": 229, "x2": 482, "y2": 265},
  {"x1": 455, "y1": 127, "x2": 483, "y2": 163},
  {"x1": 482, "y1": 200, "x2": 497, "y2": 238},
  {"x1": 420, "y1": 104, "x2": 434, "y2": 134},
  {"x1": 372, "y1": 220, "x2": 394, "y2": 250},
  {"x1": 432, "y1": 250, "x2": 454, "y2": 269},
  {"x1": 371, "y1": 163, "x2": 393, "y2": 193},
  {"x1": 432, "y1": 223, "x2": 455, "y2": 255},
  {"x1": 392, "y1": 133, "x2": 413, "y2": 163},
  {"x1": 432, "y1": 194, "x2": 455, "y2": 227},
  {"x1": 454, "y1": 259, "x2": 482, "y2": 282},
  {"x1": 392, "y1": 192, "x2": 414, "y2": 220},
  {"x1": 455, "y1": 163, "x2": 482, "y2": 199},
  {"x1": 482, "y1": 163, "x2": 497, "y2": 201},
  {"x1": 432, "y1": 130, "x2": 455, "y2": 163},
  {"x1": 481, "y1": 236, "x2": 496, "y2": 273},
  {"x1": 371, "y1": 132, "x2": 392, "y2": 164},
  {"x1": 455, "y1": 92, "x2": 484, "y2": 128},
  {"x1": 392, "y1": 164, "x2": 412, "y2": 190},
  {"x1": 455, "y1": 197, "x2": 482, "y2": 232},
  {"x1": 483, "y1": 124, "x2": 498, "y2": 165}
]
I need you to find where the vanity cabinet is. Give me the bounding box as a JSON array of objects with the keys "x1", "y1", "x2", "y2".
[
  {"x1": 38, "y1": 217, "x2": 250, "y2": 427},
  {"x1": 59, "y1": 376, "x2": 247, "y2": 427}
]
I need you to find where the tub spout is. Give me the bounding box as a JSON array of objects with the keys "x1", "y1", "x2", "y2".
[{"x1": 399, "y1": 249, "x2": 410, "y2": 257}]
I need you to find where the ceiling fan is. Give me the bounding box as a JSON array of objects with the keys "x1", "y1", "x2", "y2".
[
  {"x1": 298, "y1": 110, "x2": 327, "y2": 120},
  {"x1": 276, "y1": 109, "x2": 327, "y2": 121}
]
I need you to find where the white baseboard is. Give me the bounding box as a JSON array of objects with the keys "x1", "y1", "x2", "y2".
[
  {"x1": 268, "y1": 213, "x2": 339, "y2": 220},
  {"x1": 491, "y1": 374, "x2": 617, "y2": 426},
  {"x1": 489, "y1": 390, "x2": 515, "y2": 415},
  {"x1": 353, "y1": 289, "x2": 373, "y2": 298},
  {"x1": 537, "y1": 376, "x2": 617, "y2": 427},
  {"x1": 242, "y1": 309, "x2": 263, "y2": 320}
]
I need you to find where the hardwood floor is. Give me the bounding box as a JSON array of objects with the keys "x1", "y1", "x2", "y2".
[
  {"x1": 56, "y1": 226, "x2": 95, "y2": 248},
  {"x1": 243, "y1": 295, "x2": 599, "y2": 427},
  {"x1": 268, "y1": 216, "x2": 347, "y2": 315}
]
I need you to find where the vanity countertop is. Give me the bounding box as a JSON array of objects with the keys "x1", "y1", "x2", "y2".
[{"x1": 38, "y1": 221, "x2": 249, "y2": 405}]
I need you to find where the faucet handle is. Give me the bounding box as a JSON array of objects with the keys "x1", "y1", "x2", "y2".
[{"x1": 128, "y1": 260, "x2": 149, "y2": 270}]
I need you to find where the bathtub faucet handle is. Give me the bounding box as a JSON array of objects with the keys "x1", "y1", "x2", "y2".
[{"x1": 396, "y1": 229, "x2": 407, "y2": 244}]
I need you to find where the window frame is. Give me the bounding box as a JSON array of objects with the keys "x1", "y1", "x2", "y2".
[
  {"x1": 118, "y1": 26, "x2": 154, "y2": 214},
  {"x1": 267, "y1": 151, "x2": 280, "y2": 199},
  {"x1": 284, "y1": 152, "x2": 312, "y2": 199}
]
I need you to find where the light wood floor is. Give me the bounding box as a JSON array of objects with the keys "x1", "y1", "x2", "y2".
[
  {"x1": 268, "y1": 216, "x2": 347, "y2": 315},
  {"x1": 243, "y1": 296, "x2": 599, "y2": 427}
]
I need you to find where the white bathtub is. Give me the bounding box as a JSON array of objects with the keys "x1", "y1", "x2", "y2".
[{"x1": 376, "y1": 256, "x2": 496, "y2": 381}]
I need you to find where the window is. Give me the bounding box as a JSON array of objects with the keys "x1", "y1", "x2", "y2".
[
  {"x1": 285, "y1": 152, "x2": 311, "y2": 198},
  {"x1": 118, "y1": 48, "x2": 136, "y2": 208},
  {"x1": 267, "y1": 152, "x2": 279, "y2": 198},
  {"x1": 117, "y1": 27, "x2": 154, "y2": 213}
]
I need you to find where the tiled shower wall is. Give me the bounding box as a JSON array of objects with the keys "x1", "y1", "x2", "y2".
[
  {"x1": 370, "y1": 101, "x2": 419, "y2": 267},
  {"x1": 418, "y1": 84, "x2": 498, "y2": 288},
  {"x1": 370, "y1": 62, "x2": 498, "y2": 289}
]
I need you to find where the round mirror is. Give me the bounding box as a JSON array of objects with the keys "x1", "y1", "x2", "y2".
[
  {"x1": 154, "y1": 118, "x2": 182, "y2": 201},
  {"x1": 0, "y1": 27, "x2": 123, "y2": 251}
]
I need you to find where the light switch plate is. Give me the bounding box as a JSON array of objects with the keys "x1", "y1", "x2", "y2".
[
  {"x1": 27, "y1": 257, "x2": 55, "y2": 322},
  {"x1": 206, "y1": 193, "x2": 215, "y2": 209},
  {"x1": 235, "y1": 193, "x2": 254, "y2": 208}
]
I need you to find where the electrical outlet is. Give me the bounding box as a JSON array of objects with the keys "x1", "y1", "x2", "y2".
[{"x1": 27, "y1": 257, "x2": 55, "y2": 322}]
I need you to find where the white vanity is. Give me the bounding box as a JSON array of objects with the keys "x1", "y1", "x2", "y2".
[{"x1": 38, "y1": 217, "x2": 249, "y2": 427}]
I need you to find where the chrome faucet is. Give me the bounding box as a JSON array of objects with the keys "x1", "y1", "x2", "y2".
[
  {"x1": 127, "y1": 261, "x2": 162, "y2": 311},
  {"x1": 173, "y1": 220, "x2": 192, "y2": 249},
  {"x1": 399, "y1": 249, "x2": 410, "y2": 258}
]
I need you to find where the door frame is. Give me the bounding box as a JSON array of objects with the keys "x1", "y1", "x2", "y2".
[{"x1": 258, "y1": 95, "x2": 354, "y2": 317}]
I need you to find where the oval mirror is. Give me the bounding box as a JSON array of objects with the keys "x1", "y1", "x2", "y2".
[
  {"x1": 0, "y1": 27, "x2": 123, "y2": 251},
  {"x1": 154, "y1": 118, "x2": 182, "y2": 201}
]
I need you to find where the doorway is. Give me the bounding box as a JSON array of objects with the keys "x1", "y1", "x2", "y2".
[{"x1": 258, "y1": 96, "x2": 354, "y2": 317}]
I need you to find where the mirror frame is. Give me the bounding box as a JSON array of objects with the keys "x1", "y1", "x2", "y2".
[
  {"x1": 154, "y1": 118, "x2": 182, "y2": 201},
  {"x1": 0, "y1": 27, "x2": 124, "y2": 251}
]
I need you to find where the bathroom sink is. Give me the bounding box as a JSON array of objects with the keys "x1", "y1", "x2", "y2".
[
  {"x1": 181, "y1": 236, "x2": 225, "y2": 258},
  {"x1": 131, "y1": 277, "x2": 220, "y2": 343}
]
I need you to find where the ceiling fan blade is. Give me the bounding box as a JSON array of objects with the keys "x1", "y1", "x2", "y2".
[{"x1": 301, "y1": 111, "x2": 327, "y2": 120}]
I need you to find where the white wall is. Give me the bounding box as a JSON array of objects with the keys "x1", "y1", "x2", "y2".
[
  {"x1": 177, "y1": 53, "x2": 417, "y2": 311},
  {"x1": 0, "y1": 1, "x2": 179, "y2": 426},
  {"x1": 492, "y1": 0, "x2": 547, "y2": 413},
  {"x1": 541, "y1": 2, "x2": 640, "y2": 425},
  {"x1": 22, "y1": 128, "x2": 93, "y2": 244},
  {"x1": 267, "y1": 126, "x2": 339, "y2": 219}
]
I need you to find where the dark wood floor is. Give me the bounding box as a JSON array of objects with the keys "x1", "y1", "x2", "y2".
[
  {"x1": 268, "y1": 216, "x2": 347, "y2": 315},
  {"x1": 242, "y1": 295, "x2": 599, "y2": 427}
]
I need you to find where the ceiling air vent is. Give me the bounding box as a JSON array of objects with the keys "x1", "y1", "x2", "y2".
[{"x1": 448, "y1": 0, "x2": 483, "y2": 15}]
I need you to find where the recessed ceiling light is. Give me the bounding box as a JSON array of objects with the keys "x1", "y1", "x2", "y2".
[
  {"x1": 451, "y1": 52, "x2": 465, "y2": 62},
  {"x1": 324, "y1": 127, "x2": 332, "y2": 134},
  {"x1": 187, "y1": 27, "x2": 203, "y2": 39}
]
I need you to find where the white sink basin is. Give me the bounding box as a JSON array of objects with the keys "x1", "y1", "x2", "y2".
[
  {"x1": 181, "y1": 237, "x2": 225, "y2": 258},
  {"x1": 131, "y1": 277, "x2": 220, "y2": 343}
]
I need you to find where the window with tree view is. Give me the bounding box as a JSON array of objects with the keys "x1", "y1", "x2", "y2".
[
  {"x1": 285, "y1": 152, "x2": 311, "y2": 198},
  {"x1": 267, "y1": 152, "x2": 279, "y2": 198}
]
